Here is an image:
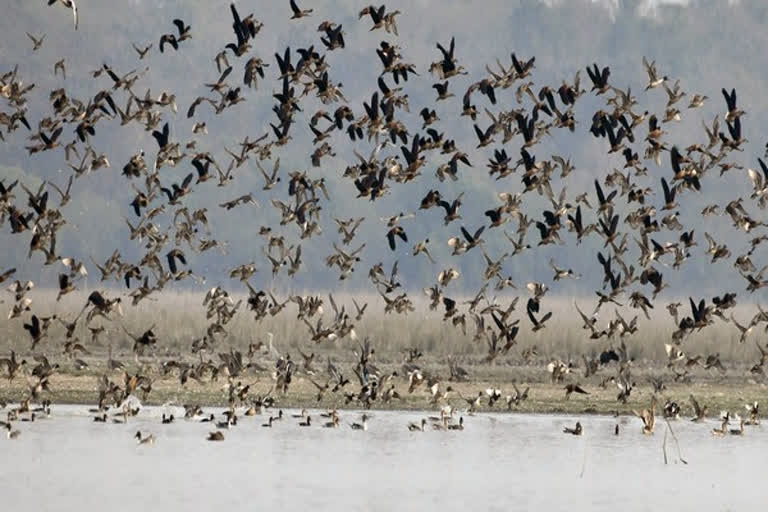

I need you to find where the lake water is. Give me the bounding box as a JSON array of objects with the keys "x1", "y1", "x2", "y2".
[{"x1": 0, "y1": 405, "x2": 765, "y2": 511}]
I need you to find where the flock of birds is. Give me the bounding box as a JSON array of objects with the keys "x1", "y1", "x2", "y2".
[
  {"x1": 562, "y1": 396, "x2": 761, "y2": 440},
  {"x1": 0, "y1": 392, "x2": 761, "y2": 443},
  {"x1": 1, "y1": 1, "x2": 767, "y2": 441}
]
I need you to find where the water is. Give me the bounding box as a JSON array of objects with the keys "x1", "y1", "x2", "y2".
[{"x1": 1, "y1": 405, "x2": 765, "y2": 511}]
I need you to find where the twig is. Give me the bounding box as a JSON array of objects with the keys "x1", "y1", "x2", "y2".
[
  {"x1": 665, "y1": 418, "x2": 688, "y2": 465},
  {"x1": 579, "y1": 436, "x2": 588, "y2": 478}
]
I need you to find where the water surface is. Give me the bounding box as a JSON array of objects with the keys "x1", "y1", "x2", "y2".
[{"x1": 1, "y1": 406, "x2": 764, "y2": 511}]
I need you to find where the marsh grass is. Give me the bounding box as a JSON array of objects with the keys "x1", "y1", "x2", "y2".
[{"x1": 0, "y1": 288, "x2": 762, "y2": 366}]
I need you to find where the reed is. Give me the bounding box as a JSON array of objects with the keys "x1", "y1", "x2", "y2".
[{"x1": 0, "y1": 288, "x2": 762, "y2": 366}]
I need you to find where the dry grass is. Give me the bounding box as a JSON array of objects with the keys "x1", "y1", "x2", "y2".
[{"x1": 0, "y1": 289, "x2": 762, "y2": 365}]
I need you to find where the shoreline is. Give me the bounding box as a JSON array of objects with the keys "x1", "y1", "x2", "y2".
[{"x1": 2, "y1": 372, "x2": 765, "y2": 418}]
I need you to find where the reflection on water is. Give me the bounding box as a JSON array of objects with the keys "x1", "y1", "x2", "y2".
[{"x1": 2, "y1": 405, "x2": 766, "y2": 511}]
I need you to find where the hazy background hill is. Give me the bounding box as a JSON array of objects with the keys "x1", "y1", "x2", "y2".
[{"x1": 1, "y1": 0, "x2": 767, "y2": 301}]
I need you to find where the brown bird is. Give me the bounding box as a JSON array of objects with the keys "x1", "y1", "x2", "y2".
[
  {"x1": 564, "y1": 383, "x2": 589, "y2": 400},
  {"x1": 132, "y1": 42, "x2": 152, "y2": 59},
  {"x1": 633, "y1": 396, "x2": 656, "y2": 435},
  {"x1": 54, "y1": 58, "x2": 66, "y2": 80},
  {"x1": 27, "y1": 33, "x2": 45, "y2": 51},
  {"x1": 289, "y1": 0, "x2": 313, "y2": 19}
]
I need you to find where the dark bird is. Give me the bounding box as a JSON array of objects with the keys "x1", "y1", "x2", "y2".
[
  {"x1": 290, "y1": 0, "x2": 313, "y2": 19},
  {"x1": 166, "y1": 249, "x2": 187, "y2": 274},
  {"x1": 386, "y1": 226, "x2": 408, "y2": 251},
  {"x1": 586, "y1": 63, "x2": 610, "y2": 94},
  {"x1": 152, "y1": 123, "x2": 170, "y2": 150},
  {"x1": 564, "y1": 383, "x2": 589, "y2": 399},
  {"x1": 563, "y1": 422, "x2": 582, "y2": 435}
]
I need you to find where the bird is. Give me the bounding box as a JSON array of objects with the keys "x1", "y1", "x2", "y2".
[
  {"x1": 26, "y1": 33, "x2": 45, "y2": 51},
  {"x1": 563, "y1": 422, "x2": 582, "y2": 435},
  {"x1": 6, "y1": 424, "x2": 20, "y2": 439},
  {"x1": 134, "y1": 431, "x2": 155, "y2": 445},
  {"x1": 289, "y1": 0, "x2": 313, "y2": 19},
  {"x1": 408, "y1": 419, "x2": 427, "y2": 432},
  {"x1": 350, "y1": 414, "x2": 368, "y2": 431},
  {"x1": 563, "y1": 384, "x2": 589, "y2": 399},
  {"x1": 160, "y1": 34, "x2": 178, "y2": 53},
  {"x1": 633, "y1": 397, "x2": 656, "y2": 435},
  {"x1": 689, "y1": 395, "x2": 708, "y2": 422},
  {"x1": 642, "y1": 56, "x2": 666, "y2": 90},
  {"x1": 386, "y1": 226, "x2": 408, "y2": 251},
  {"x1": 432, "y1": 81, "x2": 454, "y2": 101},
  {"x1": 132, "y1": 42, "x2": 152, "y2": 59},
  {"x1": 54, "y1": 59, "x2": 66, "y2": 80},
  {"x1": 207, "y1": 431, "x2": 225, "y2": 441}
]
